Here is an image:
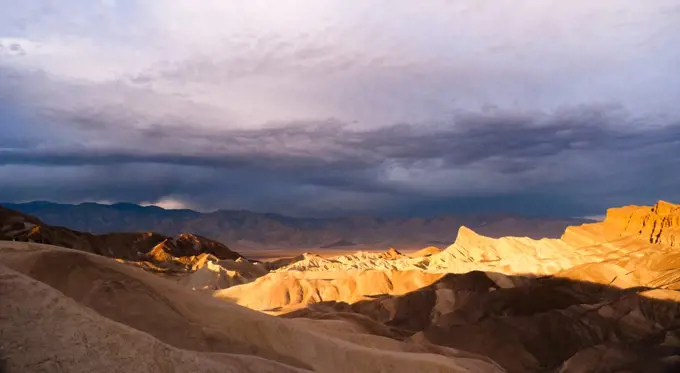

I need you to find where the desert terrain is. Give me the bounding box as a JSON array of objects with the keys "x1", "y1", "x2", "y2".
[
  {"x1": 1, "y1": 201, "x2": 679, "y2": 372},
  {"x1": 3, "y1": 2, "x2": 678, "y2": 372}
]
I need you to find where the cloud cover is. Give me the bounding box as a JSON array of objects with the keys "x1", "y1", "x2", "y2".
[{"x1": 1, "y1": 0, "x2": 679, "y2": 216}]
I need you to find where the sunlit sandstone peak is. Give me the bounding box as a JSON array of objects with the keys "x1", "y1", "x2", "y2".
[{"x1": 562, "y1": 200, "x2": 679, "y2": 247}]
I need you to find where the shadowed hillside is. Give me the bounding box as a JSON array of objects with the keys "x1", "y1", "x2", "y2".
[{"x1": 280, "y1": 270, "x2": 680, "y2": 372}]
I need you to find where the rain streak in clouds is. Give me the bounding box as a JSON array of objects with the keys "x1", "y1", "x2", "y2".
[{"x1": 1, "y1": 0, "x2": 679, "y2": 217}]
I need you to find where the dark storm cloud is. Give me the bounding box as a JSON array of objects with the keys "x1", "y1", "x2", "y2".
[
  {"x1": 1, "y1": 103, "x2": 679, "y2": 216},
  {"x1": 2, "y1": 103, "x2": 679, "y2": 170}
]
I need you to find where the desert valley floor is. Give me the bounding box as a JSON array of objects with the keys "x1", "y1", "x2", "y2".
[{"x1": 1, "y1": 201, "x2": 680, "y2": 372}]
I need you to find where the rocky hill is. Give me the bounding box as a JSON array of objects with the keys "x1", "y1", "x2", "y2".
[
  {"x1": 2, "y1": 201, "x2": 588, "y2": 251},
  {"x1": 0, "y1": 206, "x2": 243, "y2": 272}
]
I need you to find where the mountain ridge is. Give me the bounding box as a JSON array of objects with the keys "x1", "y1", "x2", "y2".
[{"x1": 1, "y1": 201, "x2": 589, "y2": 251}]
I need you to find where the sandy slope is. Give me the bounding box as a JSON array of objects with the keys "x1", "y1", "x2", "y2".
[
  {"x1": 0, "y1": 264, "x2": 310, "y2": 373},
  {"x1": 216, "y1": 269, "x2": 447, "y2": 312},
  {"x1": 0, "y1": 241, "x2": 504, "y2": 373}
]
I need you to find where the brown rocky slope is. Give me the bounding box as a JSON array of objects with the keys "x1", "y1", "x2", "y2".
[{"x1": 0, "y1": 206, "x2": 243, "y2": 272}]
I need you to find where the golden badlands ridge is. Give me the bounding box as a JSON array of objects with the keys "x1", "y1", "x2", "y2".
[{"x1": 214, "y1": 201, "x2": 679, "y2": 311}]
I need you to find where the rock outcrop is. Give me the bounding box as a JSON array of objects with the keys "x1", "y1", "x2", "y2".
[
  {"x1": 181, "y1": 257, "x2": 270, "y2": 291},
  {"x1": 561, "y1": 200, "x2": 679, "y2": 247}
]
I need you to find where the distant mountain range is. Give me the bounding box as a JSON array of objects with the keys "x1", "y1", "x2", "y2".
[{"x1": 1, "y1": 201, "x2": 590, "y2": 252}]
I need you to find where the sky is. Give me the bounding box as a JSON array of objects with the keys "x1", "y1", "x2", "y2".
[{"x1": 1, "y1": 0, "x2": 679, "y2": 217}]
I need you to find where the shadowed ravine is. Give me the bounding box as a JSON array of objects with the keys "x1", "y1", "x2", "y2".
[{"x1": 281, "y1": 272, "x2": 680, "y2": 372}]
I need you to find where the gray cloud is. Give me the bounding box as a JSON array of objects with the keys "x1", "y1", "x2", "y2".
[{"x1": 1, "y1": 101, "x2": 679, "y2": 216}]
